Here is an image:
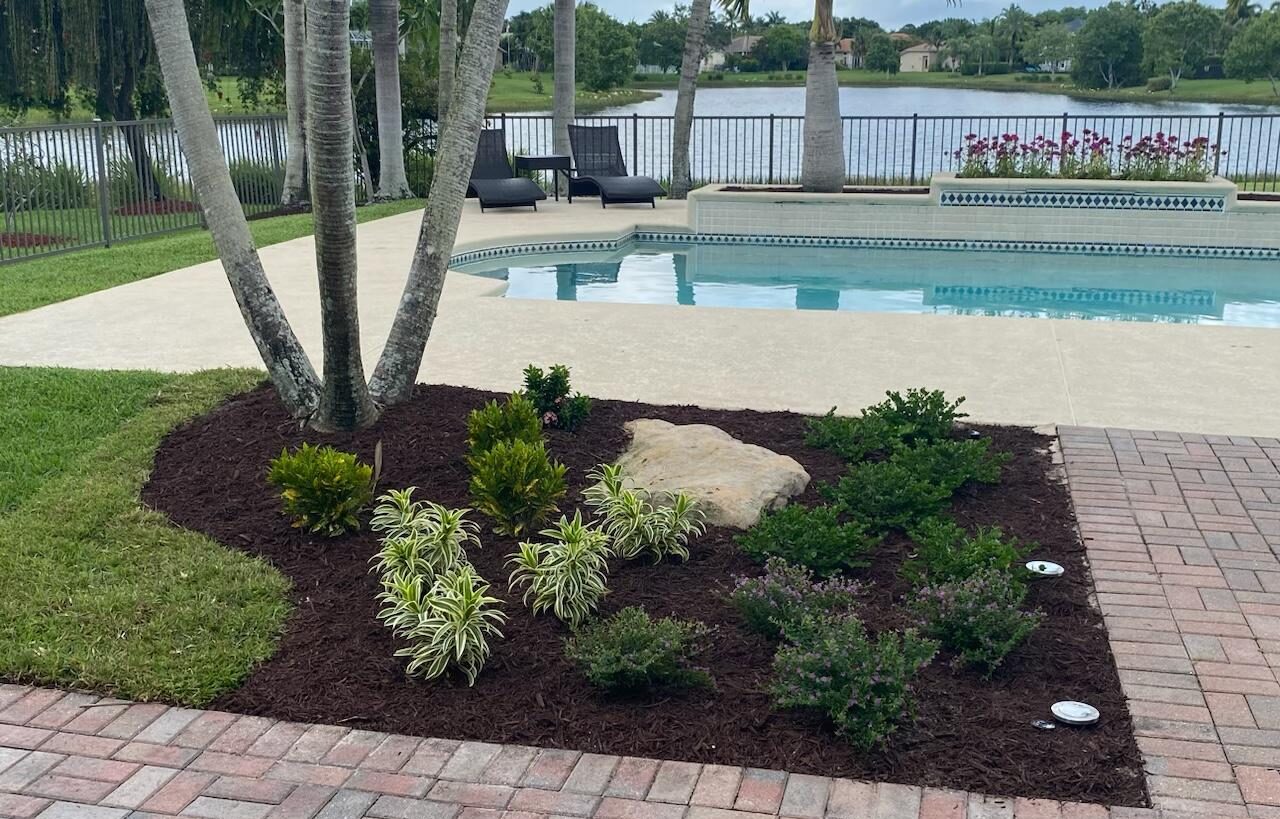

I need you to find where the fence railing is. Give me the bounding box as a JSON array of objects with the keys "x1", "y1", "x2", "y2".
[{"x1": 5, "y1": 111, "x2": 1279, "y2": 265}]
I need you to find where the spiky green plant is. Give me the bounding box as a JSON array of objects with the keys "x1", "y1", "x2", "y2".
[
  {"x1": 375, "y1": 569, "x2": 431, "y2": 637},
  {"x1": 370, "y1": 489, "x2": 480, "y2": 580},
  {"x1": 508, "y1": 511, "x2": 613, "y2": 626},
  {"x1": 395, "y1": 563, "x2": 507, "y2": 685},
  {"x1": 583, "y1": 464, "x2": 705, "y2": 562}
]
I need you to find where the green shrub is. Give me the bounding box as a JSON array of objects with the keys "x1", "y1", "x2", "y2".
[
  {"x1": 583, "y1": 463, "x2": 705, "y2": 562},
  {"x1": 0, "y1": 156, "x2": 92, "y2": 211},
  {"x1": 821, "y1": 460, "x2": 953, "y2": 532},
  {"x1": 521, "y1": 363, "x2": 592, "y2": 431},
  {"x1": 1147, "y1": 76, "x2": 1173, "y2": 92},
  {"x1": 865, "y1": 388, "x2": 968, "y2": 447},
  {"x1": 467, "y1": 394, "x2": 542, "y2": 455},
  {"x1": 566, "y1": 606, "x2": 712, "y2": 692},
  {"x1": 467, "y1": 438, "x2": 567, "y2": 536},
  {"x1": 804, "y1": 411, "x2": 899, "y2": 461},
  {"x1": 890, "y1": 438, "x2": 1009, "y2": 492},
  {"x1": 902, "y1": 517, "x2": 1031, "y2": 587},
  {"x1": 730, "y1": 557, "x2": 862, "y2": 638},
  {"x1": 737, "y1": 505, "x2": 878, "y2": 576},
  {"x1": 266, "y1": 443, "x2": 374, "y2": 537},
  {"x1": 384, "y1": 562, "x2": 507, "y2": 685},
  {"x1": 370, "y1": 489, "x2": 480, "y2": 581},
  {"x1": 912, "y1": 568, "x2": 1041, "y2": 676},
  {"x1": 772, "y1": 612, "x2": 937, "y2": 749},
  {"x1": 228, "y1": 160, "x2": 283, "y2": 206},
  {"x1": 508, "y1": 511, "x2": 613, "y2": 626}
]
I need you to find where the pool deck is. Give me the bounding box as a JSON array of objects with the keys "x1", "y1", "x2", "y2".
[{"x1": 0, "y1": 198, "x2": 1277, "y2": 437}]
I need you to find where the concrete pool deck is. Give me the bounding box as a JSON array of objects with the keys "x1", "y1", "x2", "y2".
[{"x1": 0, "y1": 198, "x2": 1277, "y2": 437}]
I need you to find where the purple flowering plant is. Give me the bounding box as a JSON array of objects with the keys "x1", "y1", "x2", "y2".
[
  {"x1": 911, "y1": 567, "x2": 1042, "y2": 677},
  {"x1": 955, "y1": 129, "x2": 1222, "y2": 182},
  {"x1": 730, "y1": 557, "x2": 863, "y2": 638}
]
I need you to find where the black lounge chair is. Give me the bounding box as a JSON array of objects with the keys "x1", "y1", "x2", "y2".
[
  {"x1": 467, "y1": 128, "x2": 547, "y2": 212},
  {"x1": 567, "y1": 125, "x2": 667, "y2": 208}
]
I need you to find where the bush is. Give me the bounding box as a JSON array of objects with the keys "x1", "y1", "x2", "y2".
[
  {"x1": 467, "y1": 394, "x2": 543, "y2": 455},
  {"x1": 912, "y1": 568, "x2": 1041, "y2": 676},
  {"x1": 805, "y1": 389, "x2": 967, "y2": 461},
  {"x1": 0, "y1": 155, "x2": 91, "y2": 211},
  {"x1": 730, "y1": 557, "x2": 862, "y2": 638},
  {"x1": 737, "y1": 505, "x2": 878, "y2": 576},
  {"x1": 508, "y1": 511, "x2": 613, "y2": 626},
  {"x1": 1147, "y1": 76, "x2": 1173, "y2": 92},
  {"x1": 566, "y1": 606, "x2": 712, "y2": 692},
  {"x1": 583, "y1": 463, "x2": 705, "y2": 562},
  {"x1": 821, "y1": 460, "x2": 954, "y2": 532},
  {"x1": 805, "y1": 411, "x2": 899, "y2": 462},
  {"x1": 522, "y1": 364, "x2": 592, "y2": 431},
  {"x1": 228, "y1": 160, "x2": 283, "y2": 206},
  {"x1": 266, "y1": 443, "x2": 374, "y2": 537},
  {"x1": 902, "y1": 517, "x2": 1031, "y2": 587},
  {"x1": 889, "y1": 438, "x2": 1008, "y2": 492},
  {"x1": 985, "y1": 63, "x2": 1011, "y2": 75},
  {"x1": 773, "y1": 612, "x2": 937, "y2": 749},
  {"x1": 370, "y1": 489, "x2": 480, "y2": 581},
  {"x1": 467, "y1": 438, "x2": 567, "y2": 536}
]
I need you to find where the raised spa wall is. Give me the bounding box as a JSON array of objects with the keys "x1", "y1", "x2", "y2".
[{"x1": 685, "y1": 175, "x2": 1280, "y2": 259}]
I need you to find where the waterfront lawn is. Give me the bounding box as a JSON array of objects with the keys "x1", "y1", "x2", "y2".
[
  {"x1": 486, "y1": 72, "x2": 658, "y2": 112},
  {"x1": 0, "y1": 367, "x2": 289, "y2": 704},
  {"x1": 0, "y1": 198, "x2": 425, "y2": 319}
]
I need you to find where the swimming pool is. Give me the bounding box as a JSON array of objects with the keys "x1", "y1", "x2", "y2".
[{"x1": 456, "y1": 239, "x2": 1280, "y2": 327}]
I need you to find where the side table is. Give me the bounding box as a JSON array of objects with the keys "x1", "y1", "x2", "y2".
[{"x1": 514, "y1": 155, "x2": 573, "y2": 202}]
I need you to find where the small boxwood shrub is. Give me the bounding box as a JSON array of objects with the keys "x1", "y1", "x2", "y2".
[
  {"x1": 730, "y1": 557, "x2": 862, "y2": 638},
  {"x1": 566, "y1": 606, "x2": 713, "y2": 692},
  {"x1": 804, "y1": 411, "x2": 899, "y2": 461},
  {"x1": 522, "y1": 363, "x2": 592, "y2": 431},
  {"x1": 266, "y1": 443, "x2": 374, "y2": 537},
  {"x1": 891, "y1": 438, "x2": 1009, "y2": 492},
  {"x1": 467, "y1": 394, "x2": 543, "y2": 455},
  {"x1": 805, "y1": 389, "x2": 968, "y2": 461},
  {"x1": 821, "y1": 460, "x2": 953, "y2": 532},
  {"x1": 902, "y1": 517, "x2": 1031, "y2": 587},
  {"x1": 736, "y1": 505, "x2": 878, "y2": 576},
  {"x1": 467, "y1": 438, "x2": 567, "y2": 536},
  {"x1": 912, "y1": 568, "x2": 1042, "y2": 676},
  {"x1": 772, "y1": 612, "x2": 937, "y2": 749}
]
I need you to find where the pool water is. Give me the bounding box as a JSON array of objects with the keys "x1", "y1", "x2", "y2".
[{"x1": 458, "y1": 241, "x2": 1280, "y2": 327}]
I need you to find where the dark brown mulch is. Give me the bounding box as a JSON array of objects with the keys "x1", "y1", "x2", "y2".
[
  {"x1": 113, "y1": 199, "x2": 200, "y2": 216},
  {"x1": 141, "y1": 384, "x2": 1146, "y2": 807},
  {"x1": 0, "y1": 232, "x2": 68, "y2": 248},
  {"x1": 246, "y1": 203, "x2": 311, "y2": 221}
]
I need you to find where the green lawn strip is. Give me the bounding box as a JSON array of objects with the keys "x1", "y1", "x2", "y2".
[
  {"x1": 0, "y1": 367, "x2": 291, "y2": 704},
  {"x1": 0, "y1": 198, "x2": 425, "y2": 318}
]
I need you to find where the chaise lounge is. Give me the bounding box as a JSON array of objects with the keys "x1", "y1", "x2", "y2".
[
  {"x1": 567, "y1": 125, "x2": 667, "y2": 208},
  {"x1": 467, "y1": 128, "x2": 548, "y2": 212}
]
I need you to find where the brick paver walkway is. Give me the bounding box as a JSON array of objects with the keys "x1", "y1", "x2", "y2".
[{"x1": 2, "y1": 426, "x2": 1279, "y2": 819}]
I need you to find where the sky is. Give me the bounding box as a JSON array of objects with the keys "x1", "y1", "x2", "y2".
[{"x1": 505, "y1": 0, "x2": 1229, "y2": 30}]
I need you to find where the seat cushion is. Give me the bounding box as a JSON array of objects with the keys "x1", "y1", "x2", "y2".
[{"x1": 467, "y1": 177, "x2": 547, "y2": 206}]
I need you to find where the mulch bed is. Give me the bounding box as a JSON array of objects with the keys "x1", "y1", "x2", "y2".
[
  {"x1": 0, "y1": 232, "x2": 68, "y2": 248},
  {"x1": 113, "y1": 199, "x2": 200, "y2": 216},
  {"x1": 142, "y1": 384, "x2": 1146, "y2": 806}
]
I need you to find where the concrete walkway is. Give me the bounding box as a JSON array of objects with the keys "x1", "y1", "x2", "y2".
[
  {"x1": 0, "y1": 200, "x2": 1277, "y2": 437},
  {"x1": 2, "y1": 427, "x2": 1279, "y2": 818}
]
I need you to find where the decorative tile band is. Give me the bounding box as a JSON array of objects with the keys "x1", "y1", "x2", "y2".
[
  {"x1": 938, "y1": 189, "x2": 1228, "y2": 212},
  {"x1": 450, "y1": 232, "x2": 1280, "y2": 268},
  {"x1": 930, "y1": 284, "x2": 1217, "y2": 310}
]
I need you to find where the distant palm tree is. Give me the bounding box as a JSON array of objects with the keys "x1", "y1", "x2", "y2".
[
  {"x1": 1226, "y1": 0, "x2": 1263, "y2": 23},
  {"x1": 763, "y1": 10, "x2": 786, "y2": 26},
  {"x1": 997, "y1": 4, "x2": 1032, "y2": 67}
]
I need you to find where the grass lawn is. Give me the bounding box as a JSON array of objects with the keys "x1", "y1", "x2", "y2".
[
  {"x1": 0, "y1": 198, "x2": 425, "y2": 319},
  {"x1": 12, "y1": 79, "x2": 274, "y2": 124},
  {"x1": 0, "y1": 367, "x2": 289, "y2": 703},
  {"x1": 486, "y1": 73, "x2": 659, "y2": 112}
]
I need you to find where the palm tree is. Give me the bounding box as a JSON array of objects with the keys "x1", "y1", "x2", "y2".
[
  {"x1": 1226, "y1": 0, "x2": 1262, "y2": 23},
  {"x1": 552, "y1": 0, "x2": 575, "y2": 192},
  {"x1": 997, "y1": 4, "x2": 1031, "y2": 67},
  {"x1": 670, "y1": 0, "x2": 749, "y2": 198},
  {"x1": 281, "y1": 0, "x2": 307, "y2": 205},
  {"x1": 799, "y1": 0, "x2": 843, "y2": 192},
  {"x1": 143, "y1": 0, "x2": 511, "y2": 428},
  {"x1": 439, "y1": 0, "x2": 458, "y2": 128},
  {"x1": 370, "y1": 0, "x2": 413, "y2": 198}
]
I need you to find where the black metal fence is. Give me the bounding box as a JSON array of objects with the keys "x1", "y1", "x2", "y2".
[{"x1": 4, "y1": 111, "x2": 1279, "y2": 265}]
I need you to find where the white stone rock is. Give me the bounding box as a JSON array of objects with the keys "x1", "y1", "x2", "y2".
[{"x1": 614, "y1": 419, "x2": 811, "y2": 529}]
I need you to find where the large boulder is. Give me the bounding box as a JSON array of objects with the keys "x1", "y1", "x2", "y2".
[{"x1": 614, "y1": 419, "x2": 811, "y2": 529}]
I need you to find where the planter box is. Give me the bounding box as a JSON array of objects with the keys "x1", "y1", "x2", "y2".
[{"x1": 931, "y1": 173, "x2": 1238, "y2": 214}]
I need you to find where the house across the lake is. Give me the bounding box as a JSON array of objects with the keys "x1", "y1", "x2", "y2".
[{"x1": 899, "y1": 43, "x2": 957, "y2": 73}]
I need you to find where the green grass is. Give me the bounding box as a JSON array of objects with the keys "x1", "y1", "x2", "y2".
[
  {"x1": 12, "y1": 79, "x2": 276, "y2": 124},
  {"x1": 0, "y1": 198, "x2": 425, "y2": 318},
  {"x1": 486, "y1": 72, "x2": 659, "y2": 112},
  {"x1": 0, "y1": 367, "x2": 290, "y2": 703}
]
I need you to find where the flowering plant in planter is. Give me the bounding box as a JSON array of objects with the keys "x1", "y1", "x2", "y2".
[{"x1": 955, "y1": 129, "x2": 1222, "y2": 182}]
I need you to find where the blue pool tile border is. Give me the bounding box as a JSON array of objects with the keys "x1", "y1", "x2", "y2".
[
  {"x1": 938, "y1": 189, "x2": 1228, "y2": 212},
  {"x1": 449, "y1": 232, "x2": 1280, "y2": 267}
]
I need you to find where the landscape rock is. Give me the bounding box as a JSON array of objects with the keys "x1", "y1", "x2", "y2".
[{"x1": 614, "y1": 419, "x2": 811, "y2": 529}]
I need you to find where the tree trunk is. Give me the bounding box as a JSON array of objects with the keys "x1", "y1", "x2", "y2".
[
  {"x1": 370, "y1": 0, "x2": 412, "y2": 199},
  {"x1": 143, "y1": 0, "x2": 322, "y2": 418},
  {"x1": 438, "y1": 0, "x2": 458, "y2": 130},
  {"x1": 369, "y1": 0, "x2": 511, "y2": 404},
  {"x1": 670, "y1": 0, "x2": 711, "y2": 199},
  {"x1": 281, "y1": 0, "x2": 308, "y2": 206},
  {"x1": 353, "y1": 88, "x2": 376, "y2": 203},
  {"x1": 552, "y1": 0, "x2": 575, "y2": 195},
  {"x1": 801, "y1": 0, "x2": 843, "y2": 194},
  {"x1": 306, "y1": 0, "x2": 378, "y2": 431}
]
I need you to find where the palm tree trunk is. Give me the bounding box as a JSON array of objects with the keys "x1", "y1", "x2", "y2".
[
  {"x1": 370, "y1": 0, "x2": 412, "y2": 199},
  {"x1": 552, "y1": 0, "x2": 575, "y2": 195},
  {"x1": 800, "y1": 0, "x2": 843, "y2": 193},
  {"x1": 438, "y1": 0, "x2": 458, "y2": 130},
  {"x1": 281, "y1": 0, "x2": 308, "y2": 206},
  {"x1": 369, "y1": 0, "x2": 512, "y2": 404},
  {"x1": 306, "y1": 0, "x2": 378, "y2": 431},
  {"x1": 670, "y1": 0, "x2": 711, "y2": 199},
  {"x1": 143, "y1": 0, "x2": 322, "y2": 419}
]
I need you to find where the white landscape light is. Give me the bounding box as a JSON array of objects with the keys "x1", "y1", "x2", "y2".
[
  {"x1": 1051, "y1": 701, "x2": 1100, "y2": 726},
  {"x1": 1026, "y1": 560, "x2": 1065, "y2": 577}
]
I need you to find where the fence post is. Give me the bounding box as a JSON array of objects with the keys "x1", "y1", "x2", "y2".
[
  {"x1": 92, "y1": 119, "x2": 113, "y2": 248},
  {"x1": 909, "y1": 114, "x2": 919, "y2": 187},
  {"x1": 1213, "y1": 111, "x2": 1225, "y2": 178},
  {"x1": 1061, "y1": 111, "x2": 1069, "y2": 138},
  {"x1": 767, "y1": 114, "x2": 775, "y2": 185},
  {"x1": 631, "y1": 113, "x2": 639, "y2": 174}
]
